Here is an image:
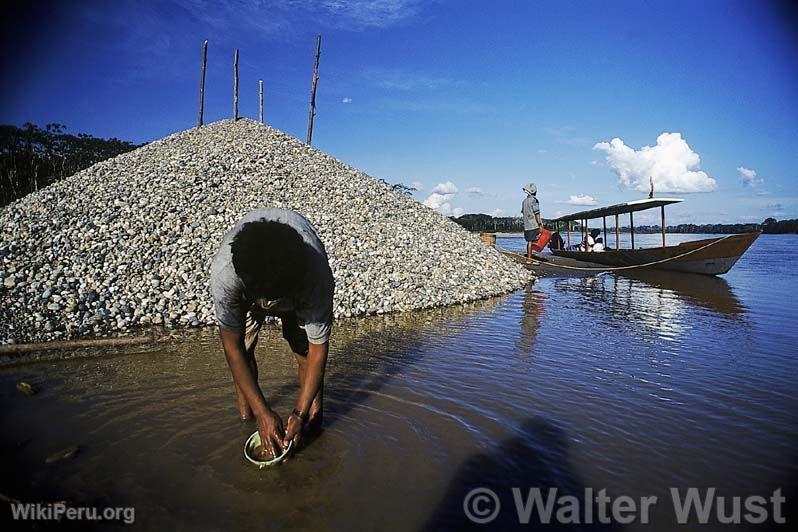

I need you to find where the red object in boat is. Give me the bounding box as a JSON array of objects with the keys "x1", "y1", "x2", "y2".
[{"x1": 529, "y1": 229, "x2": 553, "y2": 253}]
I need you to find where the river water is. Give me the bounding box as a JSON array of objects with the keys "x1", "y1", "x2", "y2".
[{"x1": 1, "y1": 234, "x2": 796, "y2": 531}]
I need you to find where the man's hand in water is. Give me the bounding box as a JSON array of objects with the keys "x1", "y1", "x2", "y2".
[{"x1": 256, "y1": 409, "x2": 286, "y2": 458}]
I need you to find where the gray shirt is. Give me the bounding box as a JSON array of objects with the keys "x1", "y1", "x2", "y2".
[
  {"x1": 522, "y1": 195, "x2": 540, "y2": 231},
  {"x1": 210, "y1": 208, "x2": 335, "y2": 344}
]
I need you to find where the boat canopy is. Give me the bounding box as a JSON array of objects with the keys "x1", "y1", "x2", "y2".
[{"x1": 551, "y1": 198, "x2": 684, "y2": 223}]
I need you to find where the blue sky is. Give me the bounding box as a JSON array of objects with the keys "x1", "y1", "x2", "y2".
[{"x1": 1, "y1": 0, "x2": 796, "y2": 224}]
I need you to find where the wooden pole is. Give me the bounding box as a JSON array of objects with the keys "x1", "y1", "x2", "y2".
[
  {"x1": 233, "y1": 49, "x2": 239, "y2": 120},
  {"x1": 198, "y1": 40, "x2": 208, "y2": 127},
  {"x1": 306, "y1": 34, "x2": 322, "y2": 145},
  {"x1": 630, "y1": 211, "x2": 635, "y2": 249},
  {"x1": 0, "y1": 334, "x2": 162, "y2": 356},
  {"x1": 661, "y1": 205, "x2": 666, "y2": 247},
  {"x1": 584, "y1": 219, "x2": 588, "y2": 251},
  {"x1": 602, "y1": 216, "x2": 607, "y2": 246},
  {"x1": 259, "y1": 80, "x2": 264, "y2": 123},
  {"x1": 615, "y1": 214, "x2": 620, "y2": 250},
  {"x1": 567, "y1": 222, "x2": 571, "y2": 248}
]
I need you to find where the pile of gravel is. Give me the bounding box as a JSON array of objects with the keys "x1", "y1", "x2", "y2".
[{"x1": 0, "y1": 119, "x2": 532, "y2": 344}]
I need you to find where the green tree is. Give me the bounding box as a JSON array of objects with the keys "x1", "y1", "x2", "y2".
[{"x1": 0, "y1": 123, "x2": 142, "y2": 206}]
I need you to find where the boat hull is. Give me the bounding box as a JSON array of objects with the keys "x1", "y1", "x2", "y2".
[{"x1": 549, "y1": 232, "x2": 760, "y2": 275}]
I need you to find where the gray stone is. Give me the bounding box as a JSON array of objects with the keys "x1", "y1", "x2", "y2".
[{"x1": 0, "y1": 118, "x2": 533, "y2": 343}]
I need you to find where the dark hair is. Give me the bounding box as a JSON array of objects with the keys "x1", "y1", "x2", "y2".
[
  {"x1": 230, "y1": 220, "x2": 309, "y2": 299},
  {"x1": 590, "y1": 229, "x2": 601, "y2": 238}
]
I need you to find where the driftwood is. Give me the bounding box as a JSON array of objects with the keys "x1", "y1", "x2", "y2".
[
  {"x1": 45, "y1": 446, "x2": 80, "y2": 465},
  {"x1": 17, "y1": 381, "x2": 36, "y2": 395},
  {"x1": 198, "y1": 40, "x2": 208, "y2": 127},
  {"x1": 306, "y1": 35, "x2": 321, "y2": 145},
  {"x1": 233, "y1": 49, "x2": 240, "y2": 120},
  {"x1": 0, "y1": 335, "x2": 163, "y2": 356}
]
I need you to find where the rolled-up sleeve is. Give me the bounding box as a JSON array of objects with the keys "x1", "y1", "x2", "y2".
[
  {"x1": 297, "y1": 268, "x2": 335, "y2": 344},
  {"x1": 211, "y1": 264, "x2": 247, "y2": 333}
]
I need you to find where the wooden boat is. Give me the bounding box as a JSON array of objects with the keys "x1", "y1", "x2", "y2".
[{"x1": 532, "y1": 198, "x2": 759, "y2": 276}]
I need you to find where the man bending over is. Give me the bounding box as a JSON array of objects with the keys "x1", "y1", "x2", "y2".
[{"x1": 210, "y1": 208, "x2": 335, "y2": 459}]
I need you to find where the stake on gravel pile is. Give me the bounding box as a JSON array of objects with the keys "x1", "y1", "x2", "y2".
[
  {"x1": 259, "y1": 80, "x2": 264, "y2": 123},
  {"x1": 233, "y1": 49, "x2": 240, "y2": 120},
  {"x1": 306, "y1": 35, "x2": 322, "y2": 145},
  {"x1": 198, "y1": 40, "x2": 208, "y2": 127}
]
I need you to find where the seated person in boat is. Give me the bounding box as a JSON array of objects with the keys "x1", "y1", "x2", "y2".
[
  {"x1": 579, "y1": 229, "x2": 601, "y2": 251},
  {"x1": 521, "y1": 182, "x2": 542, "y2": 259},
  {"x1": 593, "y1": 237, "x2": 605, "y2": 252},
  {"x1": 548, "y1": 230, "x2": 565, "y2": 251}
]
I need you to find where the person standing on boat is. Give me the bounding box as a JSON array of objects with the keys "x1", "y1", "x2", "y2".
[
  {"x1": 211, "y1": 208, "x2": 335, "y2": 460},
  {"x1": 522, "y1": 183, "x2": 542, "y2": 260}
]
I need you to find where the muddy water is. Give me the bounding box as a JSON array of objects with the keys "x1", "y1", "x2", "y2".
[{"x1": 2, "y1": 235, "x2": 797, "y2": 531}]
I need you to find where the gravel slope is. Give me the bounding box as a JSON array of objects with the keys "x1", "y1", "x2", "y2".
[{"x1": 0, "y1": 119, "x2": 532, "y2": 344}]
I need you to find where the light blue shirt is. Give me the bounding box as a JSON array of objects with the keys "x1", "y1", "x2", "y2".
[{"x1": 522, "y1": 195, "x2": 540, "y2": 231}]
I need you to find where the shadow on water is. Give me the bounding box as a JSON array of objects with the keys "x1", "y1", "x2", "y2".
[{"x1": 423, "y1": 417, "x2": 621, "y2": 531}]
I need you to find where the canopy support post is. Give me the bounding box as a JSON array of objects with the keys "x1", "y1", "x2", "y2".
[
  {"x1": 584, "y1": 219, "x2": 588, "y2": 251},
  {"x1": 602, "y1": 216, "x2": 607, "y2": 247},
  {"x1": 661, "y1": 205, "x2": 666, "y2": 247},
  {"x1": 630, "y1": 212, "x2": 635, "y2": 249},
  {"x1": 566, "y1": 222, "x2": 571, "y2": 249},
  {"x1": 615, "y1": 214, "x2": 619, "y2": 250}
]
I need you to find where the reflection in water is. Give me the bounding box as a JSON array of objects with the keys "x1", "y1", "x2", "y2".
[
  {"x1": 1, "y1": 236, "x2": 796, "y2": 531},
  {"x1": 516, "y1": 286, "x2": 545, "y2": 356},
  {"x1": 620, "y1": 270, "x2": 744, "y2": 316},
  {"x1": 552, "y1": 271, "x2": 745, "y2": 343}
]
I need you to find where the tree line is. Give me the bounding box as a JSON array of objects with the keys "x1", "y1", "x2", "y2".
[
  {"x1": 1, "y1": 123, "x2": 142, "y2": 207},
  {"x1": 452, "y1": 213, "x2": 797, "y2": 234}
]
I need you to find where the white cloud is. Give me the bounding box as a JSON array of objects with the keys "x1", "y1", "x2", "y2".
[
  {"x1": 431, "y1": 181, "x2": 458, "y2": 194},
  {"x1": 545, "y1": 126, "x2": 592, "y2": 147},
  {"x1": 364, "y1": 67, "x2": 455, "y2": 91},
  {"x1": 410, "y1": 181, "x2": 424, "y2": 191},
  {"x1": 737, "y1": 166, "x2": 763, "y2": 187},
  {"x1": 452, "y1": 207, "x2": 465, "y2": 217},
  {"x1": 342, "y1": 97, "x2": 352, "y2": 104},
  {"x1": 567, "y1": 194, "x2": 597, "y2": 206},
  {"x1": 464, "y1": 186, "x2": 495, "y2": 198},
  {"x1": 422, "y1": 192, "x2": 452, "y2": 213},
  {"x1": 593, "y1": 133, "x2": 718, "y2": 193},
  {"x1": 423, "y1": 181, "x2": 463, "y2": 216},
  {"x1": 490, "y1": 208, "x2": 505, "y2": 217},
  {"x1": 312, "y1": 0, "x2": 424, "y2": 28}
]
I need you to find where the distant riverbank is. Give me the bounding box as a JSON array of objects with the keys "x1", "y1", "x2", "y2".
[{"x1": 456, "y1": 214, "x2": 796, "y2": 235}]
